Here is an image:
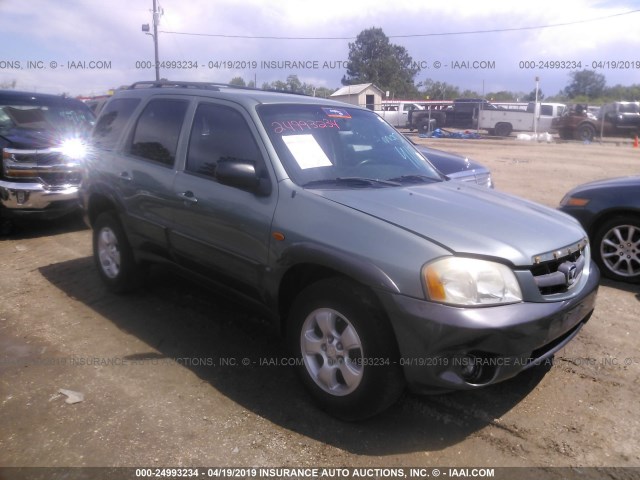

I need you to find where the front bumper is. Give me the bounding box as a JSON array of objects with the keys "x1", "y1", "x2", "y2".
[
  {"x1": 379, "y1": 260, "x2": 600, "y2": 393},
  {"x1": 0, "y1": 179, "x2": 80, "y2": 219}
]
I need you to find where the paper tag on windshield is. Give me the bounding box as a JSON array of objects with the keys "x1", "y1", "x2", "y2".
[{"x1": 282, "y1": 134, "x2": 333, "y2": 170}]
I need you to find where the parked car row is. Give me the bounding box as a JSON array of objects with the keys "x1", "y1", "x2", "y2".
[{"x1": 0, "y1": 88, "x2": 492, "y2": 233}]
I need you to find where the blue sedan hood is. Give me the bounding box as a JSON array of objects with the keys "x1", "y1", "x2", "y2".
[
  {"x1": 313, "y1": 182, "x2": 586, "y2": 266},
  {"x1": 567, "y1": 175, "x2": 640, "y2": 192}
]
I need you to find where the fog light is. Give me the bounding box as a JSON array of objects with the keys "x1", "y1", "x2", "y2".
[
  {"x1": 16, "y1": 191, "x2": 27, "y2": 205},
  {"x1": 460, "y1": 355, "x2": 483, "y2": 383}
]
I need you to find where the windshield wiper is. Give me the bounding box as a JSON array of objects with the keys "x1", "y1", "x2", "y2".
[
  {"x1": 302, "y1": 177, "x2": 401, "y2": 188},
  {"x1": 386, "y1": 174, "x2": 440, "y2": 184}
]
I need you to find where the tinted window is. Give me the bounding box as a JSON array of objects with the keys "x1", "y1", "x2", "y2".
[
  {"x1": 619, "y1": 103, "x2": 639, "y2": 114},
  {"x1": 92, "y1": 98, "x2": 140, "y2": 149},
  {"x1": 129, "y1": 99, "x2": 188, "y2": 166},
  {"x1": 540, "y1": 105, "x2": 553, "y2": 116},
  {"x1": 186, "y1": 103, "x2": 261, "y2": 179}
]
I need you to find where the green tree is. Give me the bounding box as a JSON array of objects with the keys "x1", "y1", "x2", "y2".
[
  {"x1": 563, "y1": 70, "x2": 606, "y2": 99},
  {"x1": 261, "y1": 76, "x2": 336, "y2": 97},
  {"x1": 487, "y1": 90, "x2": 520, "y2": 102},
  {"x1": 342, "y1": 27, "x2": 419, "y2": 97},
  {"x1": 460, "y1": 89, "x2": 480, "y2": 98},
  {"x1": 229, "y1": 76, "x2": 246, "y2": 86},
  {"x1": 524, "y1": 89, "x2": 545, "y2": 101},
  {"x1": 286, "y1": 74, "x2": 302, "y2": 93},
  {"x1": 0, "y1": 79, "x2": 17, "y2": 89},
  {"x1": 602, "y1": 84, "x2": 640, "y2": 102},
  {"x1": 418, "y1": 79, "x2": 460, "y2": 100}
]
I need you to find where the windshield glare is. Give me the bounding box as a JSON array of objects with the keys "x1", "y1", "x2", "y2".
[
  {"x1": 0, "y1": 102, "x2": 95, "y2": 137},
  {"x1": 258, "y1": 104, "x2": 441, "y2": 187}
]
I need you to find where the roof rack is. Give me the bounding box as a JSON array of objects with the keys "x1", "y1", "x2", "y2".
[{"x1": 127, "y1": 80, "x2": 310, "y2": 96}]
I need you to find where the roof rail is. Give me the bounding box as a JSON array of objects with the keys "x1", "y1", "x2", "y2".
[{"x1": 127, "y1": 80, "x2": 310, "y2": 96}]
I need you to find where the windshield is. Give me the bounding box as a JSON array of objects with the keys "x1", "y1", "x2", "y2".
[
  {"x1": 258, "y1": 104, "x2": 441, "y2": 188},
  {"x1": 0, "y1": 101, "x2": 95, "y2": 138}
]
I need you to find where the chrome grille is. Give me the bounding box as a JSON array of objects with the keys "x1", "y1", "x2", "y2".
[
  {"x1": 531, "y1": 240, "x2": 589, "y2": 295},
  {"x1": 457, "y1": 172, "x2": 492, "y2": 187}
]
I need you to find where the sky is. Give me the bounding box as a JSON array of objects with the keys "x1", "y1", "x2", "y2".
[{"x1": 1, "y1": 0, "x2": 639, "y2": 99}]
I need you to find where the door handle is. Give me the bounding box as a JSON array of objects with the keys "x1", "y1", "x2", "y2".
[
  {"x1": 178, "y1": 191, "x2": 198, "y2": 204},
  {"x1": 119, "y1": 171, "x2": 132, "y2": 181}
]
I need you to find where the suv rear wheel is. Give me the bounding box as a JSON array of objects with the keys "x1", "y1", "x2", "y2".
[
  {"x1": 288, "y1": 278, "x2": 404, "y2": 420},
  {"x1": 93, "y1": 212, "x2": 143, "y2": 292}
]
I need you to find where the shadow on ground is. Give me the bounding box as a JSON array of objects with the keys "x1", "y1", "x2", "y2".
[
  {"x1": 39, "y1": 256, "x2": 551, "y2": 456},
  {"x1": 599, "y1": 278, "x2": 640, "y2": 299},
  {"x1": 1, "y1": 213, "x2": 87, "y2": 240}
]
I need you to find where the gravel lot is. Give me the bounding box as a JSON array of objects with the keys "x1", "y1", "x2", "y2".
[{"x1": 1, "y1": 137, "x2": 639, "y2": 477}]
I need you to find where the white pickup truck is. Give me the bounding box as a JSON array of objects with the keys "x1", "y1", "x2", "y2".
[
  {"x1": 375, "y1": 101, "x2": 425, "y2": 128},
  {"x1": 479, "y1": 102, "x2": 566, "y2": 136}
]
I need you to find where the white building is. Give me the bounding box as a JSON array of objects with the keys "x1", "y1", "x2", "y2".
[{"x1": 329, "y1": 83, "x2": 384, "y2": 110}]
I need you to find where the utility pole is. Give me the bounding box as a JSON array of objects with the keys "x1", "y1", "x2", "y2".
[
  {"x1": 142, "y1": 0, "x2": 162, "y2": 81},
  {"x1": 152, "y1": 0, "x2": 160, "y2": 81},
  {"x1": 534, "y1": 76, "x2": 540, "y2": 138}
]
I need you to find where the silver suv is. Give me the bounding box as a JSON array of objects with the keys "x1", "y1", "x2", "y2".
[{"x1": 82, "y1": 81, "x2": 599, "y2": 420}]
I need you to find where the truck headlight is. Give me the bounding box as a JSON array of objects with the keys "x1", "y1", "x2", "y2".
[
  {"x1": 60, "y1": 138, "x2": 87, "y2": 160},
  {"x1": 423, "y1": 257, "x2": 522, "y2": 306}
]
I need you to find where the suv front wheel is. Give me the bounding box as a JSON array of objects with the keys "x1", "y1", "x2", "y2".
[
  {"x1": 288, "y1": 278, "x2": 404, "y2": 420},
  {"x1": 93, "y1": 212, "x2": 143, "y2": 293}
]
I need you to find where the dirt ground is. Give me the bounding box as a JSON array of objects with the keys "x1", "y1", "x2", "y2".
[{"x1": 1, "y1": 137, "x2": 639, "y2": 477}]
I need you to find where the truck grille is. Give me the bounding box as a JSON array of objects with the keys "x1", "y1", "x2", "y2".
[{"x1": 2, "y1": 148, "x2": 83, "y2": 187}]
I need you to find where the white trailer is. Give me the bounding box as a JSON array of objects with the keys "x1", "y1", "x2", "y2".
[{"x1": 479, "y1": 102, "x2": 566, "y2": 136}]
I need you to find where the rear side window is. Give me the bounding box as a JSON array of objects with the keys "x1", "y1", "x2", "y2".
[
  {"x1": 92, "y1": 98, "x2": 140, "y2": 149},
  {"x1": 186, "y1": 103, "x2": 262, "y2": 179},
  {"x1": 129, "y1": 99, "x2": 189, "y2": 166},
  {"x1": 540, "y1": 105, "x2": 553, "y2": 116}
]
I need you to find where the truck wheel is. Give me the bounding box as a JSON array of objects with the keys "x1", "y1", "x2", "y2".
[
  {"x1": 593, "y1": 216, "x2": 640, "y2": 283},
  {"x1": 417, "y1": 119, "x2": 431, "y2": 133},
  {"x1": 575, "y1": 123, "x2": 595, "y2": 142},
  {"x1": 494, "y1": 123, "x2": 512, "y2": 137},
  {"x1": 93, "y1": 212, "x2": 144, "y2": 293},
  {"x1": 287, "y1": 278, "x2": 404, "y2": 420}
]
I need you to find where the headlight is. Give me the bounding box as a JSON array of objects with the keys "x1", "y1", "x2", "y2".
[
  {"x1": 423, "y1": 257, "x2": 522, "y2": 306},
  {"x1": 59, "y1": 138, "x2": 88, "y2": 160}
]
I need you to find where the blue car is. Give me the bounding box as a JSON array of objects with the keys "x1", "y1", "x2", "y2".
[
  {"x1": 560, "y1": 176, "x2": 640, "y2": 283},
  {"x1": 416, "y1": 145, "x2": 493, "y2": 189}
]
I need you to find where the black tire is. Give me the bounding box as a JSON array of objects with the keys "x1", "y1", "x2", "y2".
[
  {"x1": 287, "y1": 278, "x2": 404, "y2": 420},
  {"x1": 417, "y1": 119, "x2": 431, "y2": 133},
  {"x1": 593, "y1": 216, "x2": 640, "y2": 283},
  {"x1": 93, "y1": 212, "x2": 144, "y2": 292},
  {"x1": 575, "y1": 123, "x2": 595, "y2": 142},
  {"x1": 494, "y1": 122, "x2": 512, "y2": 137}
]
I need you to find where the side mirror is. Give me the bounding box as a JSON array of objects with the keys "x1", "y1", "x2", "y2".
[{"x1": 216, "y1": 159, "x2": 271, "y2": 196}]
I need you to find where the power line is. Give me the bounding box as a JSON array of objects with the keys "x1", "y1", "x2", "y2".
[{"x1": 159, "y1": 8, "x2": 640, "y2": 40}]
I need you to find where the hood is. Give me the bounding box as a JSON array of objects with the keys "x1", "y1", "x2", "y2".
[
  {"x1": 417, "y1": 146, "x2": 483, "y2": 175},
  {"x1": 568, "y1": 175, "x2": 640, "y2": 193},
  {"x1": 0, "y1": 126, "x2": 89, "y2": 149},
  {"x1": 313, "y1": 182, "x2": 586, "y2": 267}
]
